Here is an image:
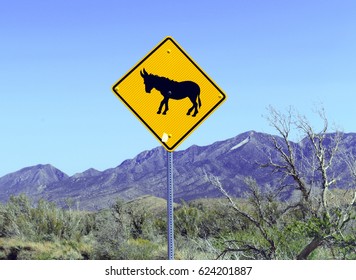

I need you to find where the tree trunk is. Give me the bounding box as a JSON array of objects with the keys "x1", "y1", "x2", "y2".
[{"x1": 296, "y1": 236, "x2": 323, "y2": 260}]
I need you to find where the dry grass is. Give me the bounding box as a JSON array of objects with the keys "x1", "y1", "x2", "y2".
[{"x1": 0, "y1": 237, "x2": 92, "y2": 260}]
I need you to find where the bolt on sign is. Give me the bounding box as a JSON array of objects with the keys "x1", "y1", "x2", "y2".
[{"x1": 112, "y1": 36, "x2": 227, "y2": 151}]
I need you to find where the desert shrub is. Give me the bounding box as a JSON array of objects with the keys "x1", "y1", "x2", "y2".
[
  {"x1": 92, "y1": 199, "x2": 165, "y2": 259},
  {"x1": 0, "y1": 195, "x2": 36, "y2": 238},
  {"x1": 174, "y1": 202, "x2": 201, "y2": 238},
  {"x1": 0, "y1": 194, "x2": 93, "y2": 242}
]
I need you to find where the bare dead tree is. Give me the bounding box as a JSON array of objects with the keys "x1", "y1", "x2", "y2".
[
  {"x1": 208, "y1": 106, "x2": 356, "y2": 260},
  {"x1": 266, "y1": 107, "x2": 356, "y2": 259},
  {"x1": 208, "y1": 173, "x2": 278, "y2": 259}
]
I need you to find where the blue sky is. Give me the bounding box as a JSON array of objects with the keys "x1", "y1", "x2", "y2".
[{"x1": 1, "y1": 0, "x2": 356, "y2": 177}]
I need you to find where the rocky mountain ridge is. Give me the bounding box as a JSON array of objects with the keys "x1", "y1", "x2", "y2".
[{"x1": 1, "y1": 131, "x2": 355, "y2": 210}]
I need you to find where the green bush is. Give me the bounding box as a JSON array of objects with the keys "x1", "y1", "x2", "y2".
[{"x1": 0, "y1": 194, "x2": 93, "y2": 242}]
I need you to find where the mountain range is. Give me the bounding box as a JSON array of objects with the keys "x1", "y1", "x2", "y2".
[{"x1": 1, "y1": 131, "x2": 355, "y2": 210}]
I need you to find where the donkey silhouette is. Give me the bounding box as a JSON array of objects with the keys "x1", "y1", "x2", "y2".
[{"x1": 140, "y1": 69, "x2": 201, "y2": 117}]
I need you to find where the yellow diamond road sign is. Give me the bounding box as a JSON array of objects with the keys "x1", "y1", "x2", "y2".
[{"x1": 112, "y1": 36, "x2": 227, "y2": 152}]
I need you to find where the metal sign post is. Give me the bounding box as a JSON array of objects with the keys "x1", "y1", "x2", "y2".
[{"x1": 167, "y1": 151, "x2": 174, "y2": 260}]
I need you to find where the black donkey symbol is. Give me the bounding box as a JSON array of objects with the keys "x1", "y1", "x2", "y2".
[{"x1": 140, "y1": 69, "x2": 201, "y2": 117}]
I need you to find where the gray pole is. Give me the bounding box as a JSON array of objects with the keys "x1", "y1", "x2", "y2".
[{"x1": 167, "y1": 151, "x2": 174, "y2": 260}]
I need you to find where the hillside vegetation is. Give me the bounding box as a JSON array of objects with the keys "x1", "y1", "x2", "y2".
[{"x1": 0, "y1": 193, "x2": 354, "y2": 260}]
